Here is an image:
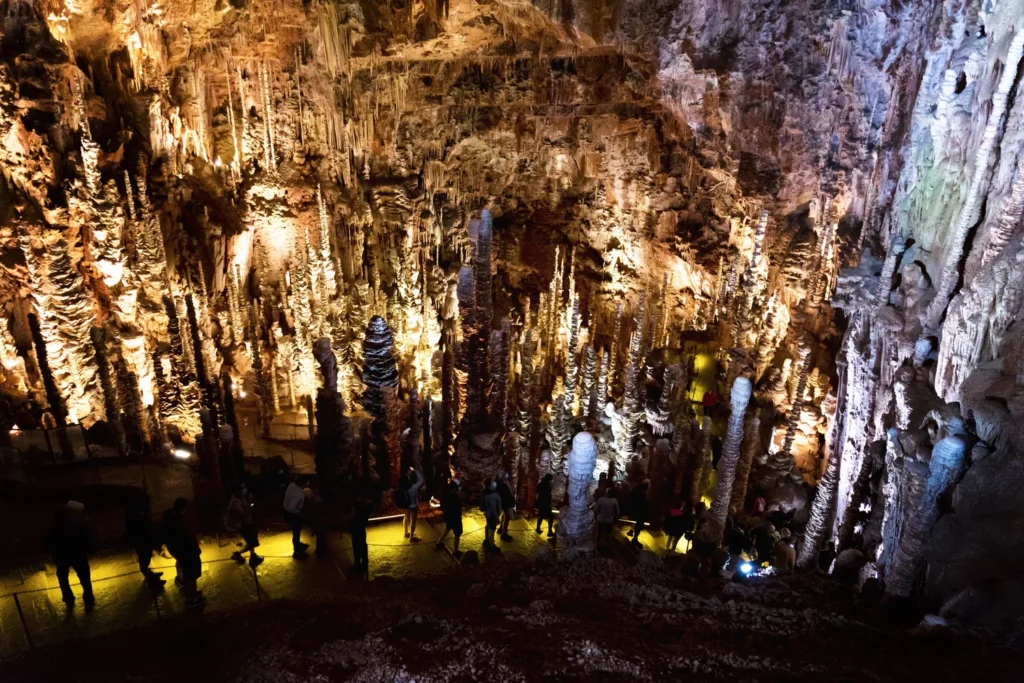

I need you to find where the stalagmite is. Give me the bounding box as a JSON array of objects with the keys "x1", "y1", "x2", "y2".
[
  {"x1": 579, "y1": 344, "x2": 596, "y2": 420},
  {"x1": 90, "y1": 326, "x2": 126, "y2": 456},
  {"x1": 707, "y1": 376, "x2": 752, "y2": 543},
  {"x1": 556, "y1": 431, "x2": 598, "y2": 548},
  {"x1": 885, "y1": 436, "x2": 968, "y2": 599},
  {"x1": 608, "y1": 303, "x2": 623, "y2": 395},
  {"x1": 362, "y1": 315, "x2": 400, "y2": 421},
  {"x1": 594, "y1": 349, "x2": 610, "y2": 417},
  {"x1": 729, "y1": 414, "x2": 761, "y2": 515}
]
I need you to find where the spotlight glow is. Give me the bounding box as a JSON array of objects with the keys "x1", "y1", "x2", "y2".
[
  {"x1": 739, "y1": 562, "x2": 754, "y2": 576},
  {"x1": 173, "y1": 448, "x2": 192, "y2": 460}
]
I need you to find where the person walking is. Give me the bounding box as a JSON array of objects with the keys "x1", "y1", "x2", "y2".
[
  {"x1": 436, "y1": 475, "x2": 464, "y2": 557},
  {"x1": 593, "y1": 488, "x2": 619, "y2": 548},
  {"x1": 535, "y1": 473, "x2": 555, "y2": 537},
  {"x1": 224, "y1": 484, "x2": 263, "y2": 567},
  {"x1": 283, "y1": 476, "x2": 309, "y2": 557},
  {"x1": 398, "y1": 467, "x2": 425, "y2": 542},
  {"x1": 125, "y1": 494, "x2": 165, "y2": 590},
  {"x1": 482, "y1": 478, "x2": 503, "y2": 553},
  {"x1": 350, "y1": 497, "x2": 372, "y2": 576},
  {"x1": 497, "y1": 471, "x2": 515, "y2": 542},
  {"x1": 702, "y1": 389, "x2": 719, "y2": 419},
  {"x1": 163, "y1": 498, "x2": 204, "y2": 608},
  {"x1": 627, "y1": 480, "x2": 650, "y2": 548},
  {"x1": 51, "y1": 501, "x2": 95, "y2": 609},
  {"x1": 663, "y1": 500, "x2": 686, "y2": 552}
]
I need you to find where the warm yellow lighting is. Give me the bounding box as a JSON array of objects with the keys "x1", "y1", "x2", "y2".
[
  {"x1": 173, "y1": 448, "x2": 192, "y2": 460},
  {"x1": 239, "y1": 390, "x2": 247, "y2": 398},
  {"x1": 9, "y1": 424, "x2": 19, "y2": 434}
]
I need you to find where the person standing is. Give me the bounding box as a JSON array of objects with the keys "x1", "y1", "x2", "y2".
[
  {"x1": 702, "y1": 389, "x2": 719, "y2": 419},
  {"x1": 663, "y1": 500, "x2": 686, "y2": 552},
  {"x1": 627, "y1": 480, "x2": 650, "y2": 548},
  {"x1": 125, "y1": 494, "x2": 165, "y2": 590},
  {"x1": 436, "y1": 475, "x2": 464, "y2": 556},
  {"x1": 534, "y1": 473, "x2": 555, "y2": 537},
  {"x1": 593, "y1": 488, "x2": 619, "y2": 548},
  {"x1": 400, "y1": 467, "x2": 425, "y2": 543},
  {"x1": 283, "y1": 476, "x2": 309, "y2": 557},
  {"x1": 482, "y1": 479, "x2": 503, "y2": 553},
  {"x1": 51, "y1": 501, "x2": 95, "y2": 609},
  {"x1": 163, "y1": 498, "x2": 204, "y2": 608},
  {"x1": 308, "y1": 486, "x2": 329, "y2": 559},
  {"x1": 224, "y1": 485, "x2": 263, "y2": 567},
  {"x1": 350, "y1": 497, "x2": 372, "y2": 576},
  {"x1": 497, "y1": 471, "x2": 515, "y2": 542}
]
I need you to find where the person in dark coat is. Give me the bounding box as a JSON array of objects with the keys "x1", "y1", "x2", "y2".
[
  {"x1": 628, "y1": 480, "x2": 650, "y2": 548},
  {"x1": 497, "y1": 471, "x2": 515, "y2": 542},
  {"x1": 308, "y1": 487, "x2": 329, "y2": 559},
  {"x1": 51, "y1": 501, "x2": 94, "y2": 608},
  {"x1": 436, "y1": 476, "x2": 464, "y2": 556},
  {"x1": 350, "y1": 497, "x2": 372, "y2": 575},
  {"x1": 663, "y1": 500, "x2": 686, "y2": 551},
  {"x1": 125, "y1": 493, "x2": 165, "y2": 590},
  {"x1": 535, "y1": 473, "x2": 554, "y2": 537},
  {"x1": 163, "y1": 498, "x2": 204, "y2": 608}
]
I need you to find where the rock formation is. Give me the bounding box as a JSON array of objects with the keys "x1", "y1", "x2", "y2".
[{"x1": 556, "y1": 431, "x2": 598, "y2": 549}]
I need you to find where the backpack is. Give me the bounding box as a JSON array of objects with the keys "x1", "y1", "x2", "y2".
[{"x1": 393, "y1": 487, "x2": 409, "y2": 509}]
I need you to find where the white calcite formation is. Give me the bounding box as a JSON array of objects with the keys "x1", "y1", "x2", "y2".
[{"x1": 557, "y1": 431, "x2": 599, "y2": 550}]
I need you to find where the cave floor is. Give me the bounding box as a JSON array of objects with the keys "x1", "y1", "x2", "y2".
[{"x1": 1, "y1": 527, "x2": 1018, "y2": 682}]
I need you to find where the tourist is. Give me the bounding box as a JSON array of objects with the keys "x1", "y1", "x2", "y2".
[
  {"x1": 627, "y1": 479, "x2": 650, "y2": 548},
  {"x1": 350, "y1": 497, "x2": 372, "y2": 575},
  {"x1": 663, "y1": 500, "x2": 686, "y2": 551},
  {"x1": 399, "y1": 467, "x2": 425, "y2": 542},
  {"x1": 535, "y1": 473, "x2": 555, "y2": 537},
  {"x1": 594, "y1": 488, "x2": 619, "y2": 548},
  {"x1": 163, "y1": 498, "x2": 204, "y2": 608},
  {"x1": 482, "y1": 478, "x2": 503, "y2": 553},
  {"x1": 702, "y1": 389, "x2": 719, "y2": 418},
  {"x1": 224, "y1": 484, "x2": 263, "y2": 567},
  {"x1": 125, "y1": 493, "x2": 165, "y2": 590},
  {"x1": 497, "y1": 471, "x2": 515, "y2": 542},
  {"x1": 283, "y1": 475, "x2": 309, "y2": 557},
  {"x1": 51, "y1": 501, "x2": 94, "y2": 609},
  {"x1": 752, "y1": 523, "x2": 779, "y2": 565},
  {"x1": 773, "y1": 528, "x2": 796, "y2": 572},
  {"x1": 436, "y1": 475, "x2": 464, "y2": 556}
]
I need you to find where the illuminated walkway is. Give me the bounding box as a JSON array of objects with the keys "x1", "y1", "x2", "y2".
[{"x1": 1, "y1": 507, "x2": 632, "y2": 658}]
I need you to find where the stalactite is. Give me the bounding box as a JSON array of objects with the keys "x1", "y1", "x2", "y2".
[
  {"x1": 648, "y1": 366, "x2": 678, "y2": 437},
  {"x1": 489, "y1": 320, "x2": 511, "y2": 452},
  {"x1": 690, "y1": 419, "x2": 712, "y2": 505},
  {"x1": 560, "y1": 296, "x2": 581, "y2": 437},
  {"x1": 616, "y1": 328, "x2": 643, "y2": 465},
  {"x1": 926, "y1": 30, "x2": 1024, "y2": 329},
  {"x1": 708, "y1": 376, "x2": 752, "y2": 543},
  {"x1": 28, "y1": 313, "x2": 73, "y2": 459},
  {"x1": 518, "y1": 328, "x2": 536, "y2": 485},
  {"x1": 227, "y1": 263, "x2": 244, "y2": 346},
  {"x1": 729, "y1": 414, "x2": 761, "y2": 515},
  {"x1": 749, "y1": 209, "x2": 769, "y2": 266}
]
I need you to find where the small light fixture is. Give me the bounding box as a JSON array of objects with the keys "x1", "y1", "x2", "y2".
[
  {"x1": 173, "y1": 448, "x2": 192, "y2": 460},
  {"x1": 238, "y1": 390, "x2": 247, "y2": 398},
  {"x1": 9, "y1": 423, "x2": 20, "y2": 434}
]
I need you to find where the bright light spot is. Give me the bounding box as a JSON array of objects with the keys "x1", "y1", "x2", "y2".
[
  {"x1": 173, "y1": 449, "x2": 192, "y2": 460},
  {"x1": 214, "y1": 157, "x2": 223, "y2": 167},
  {"x1": 739, "y1": 562, "x2": 754, "y2": 576},
  {"x1": 239, "y1": 390, "x2": 247, "y2": 398},
  {"x1": 9, "y1": 424, "x2": 20, "y2": 434}
]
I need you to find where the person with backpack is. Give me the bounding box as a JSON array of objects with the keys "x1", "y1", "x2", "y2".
[
  {"x1": 282, "y1": 476, "x2": 309, "y2": 557},
  {"x1": 224, "y1": 484, "x2": 263, "y2": 567},
  {"x1": 436, "y1": 475, "x2": 464, "y2": 557},
  {"x1": 496, "y1": 471, "x2": 515, "y2": 542},
  {"x1": 535, "y1": 473, "x2": 555, "y2": 537},
  {"x1": 482, "y1": 478, "x2": 503, "y2": 553},
  {"x1": 396, "y1": 467, "x2": 425, "y2": 542}
]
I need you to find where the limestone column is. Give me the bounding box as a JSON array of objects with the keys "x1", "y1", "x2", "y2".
[
  {"x1": 556, "y1": 431, "x2": 598, "y2": 549},
  {"x1": 707, "y1": 376, "x2": 752, "y2": 543}
]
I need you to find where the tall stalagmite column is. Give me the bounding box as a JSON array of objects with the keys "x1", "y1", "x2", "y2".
[
  {"x1": 556, "y1": 431, "x2": 598, "y2": 548},
  {"x1": 707, "y1": 377, "x2": 752, "y2": 543},
  {"x1": 884, "y1": 435, "x2": 968, "y2": 600},
  {"x1": 729, "y1": 414, "x2": 761, "y2": 515}
]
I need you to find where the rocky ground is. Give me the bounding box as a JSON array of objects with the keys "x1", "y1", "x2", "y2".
[{"x1": 2, "y1": 551, "x2": 1020, "y2": 683}]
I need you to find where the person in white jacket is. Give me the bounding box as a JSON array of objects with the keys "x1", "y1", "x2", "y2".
[{"x1": 282, "y1": 477, "x2": 309, "y2": 557}]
